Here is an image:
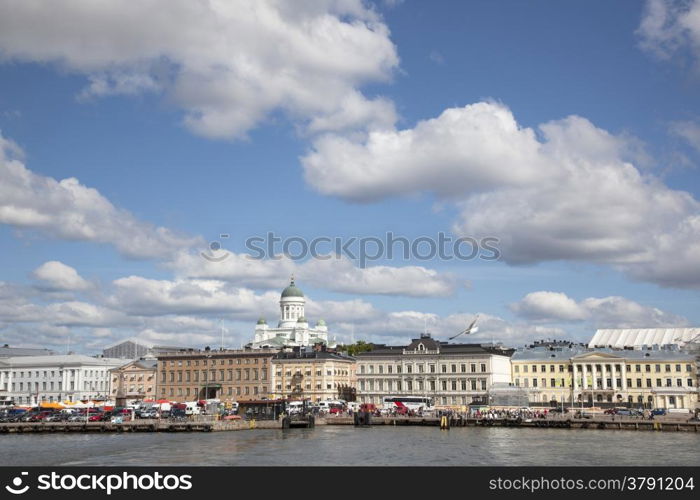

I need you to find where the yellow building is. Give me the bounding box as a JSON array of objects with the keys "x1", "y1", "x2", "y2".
[
  {"x1": 109, "y1": 358, "x2": 157, "y2": 405},
  {"x1": 511, "y1": 342, "x2": 697, "y2": 409},
  {"x1": 271, "y1": 347, "x2": 356, "y2": 402}
]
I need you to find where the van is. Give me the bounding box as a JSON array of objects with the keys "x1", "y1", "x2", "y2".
[{"x1": 184, "y1": 402, "x2": 201, "y2": 416}]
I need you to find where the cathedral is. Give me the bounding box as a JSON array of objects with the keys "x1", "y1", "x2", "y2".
[{"x1": 249, "y1": 278, "x2": 334, "y2": 349}]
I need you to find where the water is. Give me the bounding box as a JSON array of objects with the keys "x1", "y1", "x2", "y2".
[{"x1": 1, "y1": 426, "x2": 698, "y2": 466}]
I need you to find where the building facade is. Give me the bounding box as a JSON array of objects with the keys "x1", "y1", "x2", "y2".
[
  {"x1": 511, "y1": 342, "x2": 698, "y2": 409},
  {"x1": 355, "y1": 334, "x2": 514, "y2": 408},
  {"x1": 250, "y1": 278, "x2": 333, "y2": 349},
  {"x1": 270, "y1": 346, "x2": 356, "y2": 402},
  {"x1": 109, "y1": 359, "x2": 157, "y2": 406},
  {"x1": 156, "y1": 348, "x2": 278, "y2": 403},
  {"x1": 0, "y1": 355, "x2": 126, "y2": 405}
]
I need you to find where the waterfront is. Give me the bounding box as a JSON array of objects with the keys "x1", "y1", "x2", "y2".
[{"x1": 1, "y1": 426, "x2": 698, "y2": 466}]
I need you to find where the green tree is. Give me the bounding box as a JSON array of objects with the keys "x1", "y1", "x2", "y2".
[{"x1": 337, "y1": 340, "x2": 374, "y2": 356}]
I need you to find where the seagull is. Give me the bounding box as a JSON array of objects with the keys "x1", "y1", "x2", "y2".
[{"x1": 449, "y1": 315, "x2": 479, "y2": 341}]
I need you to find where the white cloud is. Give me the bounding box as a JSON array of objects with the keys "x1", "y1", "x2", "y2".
[
  {"x1": 32, "y1": 261, "x2": 91, "y2": 291},
  {"x1": 0, "y1": 0, "x2": 399, "y2": 139},
  {"x1": 108, "y1": 276, "x2": 279, "y2": 318},
  {"x1": 510, "y1": 291, "x2": 587, "y2": 321},
  {"x1": 637, "y1": 0, "x2": 700, "y2": 62},
  {"x1": 511, "y1": 290, "x2": 688, "y2": 328},
  {"x1": 302, "y1": 101, "x2": 700, "y2": 288},
  {"x1": 0, "y1": 133, "x2": 201, "y2": 258},
  {"x1": 169, "y1": 250, "x2": 459, "y2": 297}
]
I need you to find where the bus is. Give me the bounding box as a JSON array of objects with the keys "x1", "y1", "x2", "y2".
[{"x1": 382, "y1": 396, "x2": 434, "y2": 413}]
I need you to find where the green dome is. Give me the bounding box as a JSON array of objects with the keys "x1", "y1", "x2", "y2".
[
  {"x1": 256, "y1": 316, "x2": 267, "y2": 325},
  {"x1": 281, "y1": 278, "x2": 304, "y2": 298},
  {"x1": 316, "y1": 319, "x2": 326, "y2": 326},
  {"x1": 297, "y1": 316, "x2": 307, "y2": 323}
]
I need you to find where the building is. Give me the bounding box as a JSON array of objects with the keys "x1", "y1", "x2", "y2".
[
  {"x1": 0, "y1": 344, "x2": 55, "y2": 358},
  {"x1": 102, "y1": 337, "x2": 189, "y2": 359},
  {"x1": 156, "y1": 348, "x2": 278, "y2": 403},
  {"x1": 109, "y1": 358, "x2": 157, "y2": 406},
  {"x1": 250, "y1": 278, "x2": 333, "y2": 349},
  {"x1": 589, "y1": 328, "x2": 700, "y2": 349},
  {"x1": 511, "y1": 342, "x2": 698, "y2": 409},
  {"x1": 0, "y1": 355, "x2": 126, "y2": 406},
  {"x1": 271, "y1": 345, "x2": 356, "y2": 402},
  {"x1": 355, "y1": 333, "x2": 514, "y2": 408}
]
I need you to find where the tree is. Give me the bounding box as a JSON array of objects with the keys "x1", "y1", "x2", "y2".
[{"x1": 336, "y1": 340, "x2": 374, "y2": 357}]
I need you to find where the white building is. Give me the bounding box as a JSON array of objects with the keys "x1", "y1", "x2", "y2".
[
  {"x1": 355, "y1": 333, "x2": 514, "y2": 408},
  {"x1": 250, "y1": 278, "x2": 333, "y2": 349},
  {"x1": 0, "y1": 354, "x2": 126, "y2": 406},
  {"x1": 589, "y1": 328, "x2": 700, "y2": 349}
]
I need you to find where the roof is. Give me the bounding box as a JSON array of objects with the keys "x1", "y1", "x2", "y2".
[
  {"x1": 0, "y1": 354, "x2": 128, "y2": 368},
  {"x1": 512, "y1": 345, "x2": 694, "y2": 362},
  {"x1": 0, "y1": 346, "x2": 55, "y2": 357},
  {"x1": 273, "y1": 350, "x2": 354, "y2": 362},
  {"x1": 512, "y1": 345, "x2": 587, "y2": 361},
  {"x1": 589, "y1": 328, "x2": 700, "y2": 349},
  {"x1": 281, "y1": 278, "x2": 304, "y2": 298}
]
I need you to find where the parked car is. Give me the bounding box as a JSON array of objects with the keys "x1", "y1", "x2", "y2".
[
  {"x1": 651, "y1": 408, "x2": 667, "y2": 416},
  {"x1": 139, "y1": 409, "x2": 158, "y2": 419}
]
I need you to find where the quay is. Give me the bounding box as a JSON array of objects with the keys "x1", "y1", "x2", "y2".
[
  {"x1": 0, "y1": 416, "x2": 323, "y2": 434},
  {"x1": 330, "y1": 415, "x2": 700, "y2": 432}
]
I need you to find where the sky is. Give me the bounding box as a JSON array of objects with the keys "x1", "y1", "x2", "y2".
[{"x1": 0, "y1": 0, "x2": 699, "y2": 353}]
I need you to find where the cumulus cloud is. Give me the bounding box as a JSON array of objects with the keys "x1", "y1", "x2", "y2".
[
  {"x1": 0, "y1": 0, "x2": 399, "y2": 139},
  {"x1": 107, "y1": 276, "x2": 280, "y2": 318},
  {"x1": 302, "y1": 101, "x2": 700, "y2": 287},
  {"x1": 511, "y1": 290, "x2": 688, "y2": 328},
  {"x1": 32, "y1": 261, "x2": 91, "y2": 291},
  {"x1": 0, "y1": 133, "x2": 201, "y2": 258},
  {"x1": 169, "y1": 250, "x2": 459, "y2": 297},
  {"x1": 510, "y1": 291, "x2": 587, "y2": 321}
]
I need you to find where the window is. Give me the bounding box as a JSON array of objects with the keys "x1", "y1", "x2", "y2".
[
  {"x1": 451, "y1": 364, "x2": 457, "y2": 373},
  {"x1": 514, "y1": 366, "x2": 520, "y2": 373},
  {"x1": 481, "y1": 363, "x2": 487, "y2": 372},
  {"x1": 532, "y1": 365, "x2": 537, "y2": 373},
  {"x1": 461, "y1": 364, "x2": 466, "y2": 373},
  {"x1": 677, "y1": 379, "x2": 683, "y2": 387}
]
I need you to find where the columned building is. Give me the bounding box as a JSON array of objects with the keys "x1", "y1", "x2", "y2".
[
  {"x1": 355, "y1": 334, "x2": 514, "y2": 408},
  {"x1": 250, "y1": 278, "x2": 334, "y2": 349},
  {"x1": 512, "y1": 343, "x2": 698, "y2": 409},
  {"x1": 0, "y1": 355, "x2": 126, "y2": 405}
]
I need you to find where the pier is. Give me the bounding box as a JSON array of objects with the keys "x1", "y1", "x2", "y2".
[
  {"x1": 329, "y1": 416, "x2": 700, "y2": 432},
  {"x1": 0, "y1": 416, "x2": 322, "y2": 434}
]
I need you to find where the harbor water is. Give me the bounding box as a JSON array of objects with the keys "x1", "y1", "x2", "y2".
[{"x1": 1, "y1": 426, "x2": 698, "y2": 466}]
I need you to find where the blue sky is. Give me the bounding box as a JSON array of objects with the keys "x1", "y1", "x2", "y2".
[{"x1": 0, "y1": 0, "x2": 699, "y2": 352}]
